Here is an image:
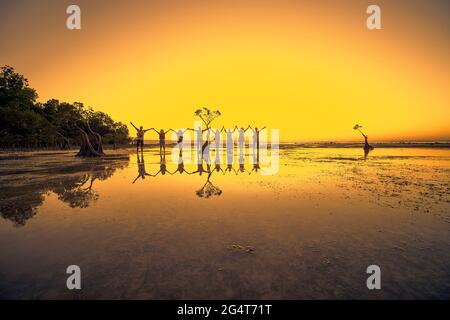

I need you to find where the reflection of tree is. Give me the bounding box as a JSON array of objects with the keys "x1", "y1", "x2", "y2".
[
  {"x1": 0, "y1": 158, "x2": 128, "y2": 227},
  {"x1": 0, "y1": 192, "x2": 45, "y2": 227},
  {"x1": 53, "y1": 174, "x2": 99, "y2": 208},
  {"x1": 196, "y1": 171, "x2": 222, "y2": 199}
]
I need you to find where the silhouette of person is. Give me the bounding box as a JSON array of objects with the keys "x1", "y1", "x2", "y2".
[
  {"x1": 175, "y1": 129, "x2": 189, "y2": 156},
  {"x1": 195, "y1": 126, "x2": 203, "y2": 147},
  {"x1": 130, "y1": 122, "x2": 152, "y2": 152},
  {"x1": 151, "y1": 128, "x2": 173, "y2": 154},
  {"x1": 214, "y1": 129, "x2": 221, "y2": 150},
  {"x1": 253, "y1": 126, "x2": 266, "y2": 149},
  {"x1": 210, "y1": 128, "x2": 221, "y2": 165},
  {"x1": 237, "y1": 125, "x2": 251, "y2": 164},
  {"x1": 176, "y1": 129, "x2": 184, "y2": 145},
  {"x1": 224, "y1": 128, "x2": 235, "y2": 170},
  {"x1": 221, "y1": 128, "x2": 236, "y2": 175},
  {"x1": 249, "y1": 126, "x2": 265, "y2": 160}
]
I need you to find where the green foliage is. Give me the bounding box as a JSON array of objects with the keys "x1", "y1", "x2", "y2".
[{"x1": 0, "y1": 66, "x2": 130, "y2": 148}]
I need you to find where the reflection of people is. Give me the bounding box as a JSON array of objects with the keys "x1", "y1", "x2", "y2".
[
  {"x1": 364, "y1": 148, "x2": 370, "y2": 160},
  {"x1": 137, "y1": 151, "x2": 169, "y2": 177},
  {"x1": 250, "y1": 157, "x2": 260, "y2": 174},
  {"x1": 214, "y1": 162, "x2": 224, "y2": 173},
  {"x1": 225, "y1": 159, "x2": 237, "y2": 175},
  {"x1": 150, "y1": 152, "x2": 168, "y2": 176},
  {"x1": 170, "y1": 154, "x2": 190, "y2": 175},
  {"x1": 130, "y1": 122, "x2": 152, "y2": 152},
  {"x1": 132, "y1": 152, "x2": 152, "y2": 183},
  {"x1": 238, "y1": 154, "x2": 248, "y2": 173},
  {"x1": 190, "y1": 162, "x2": 208, "y2": 176}
]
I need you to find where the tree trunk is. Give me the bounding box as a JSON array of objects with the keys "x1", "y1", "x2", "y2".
[
  {"x1": 76, "y1": 126, "x2": 103, "y2": 157},
  {"x1": 56, "y1": 132, "x2": 71, "y2": 150},
  {"x1": 86, "y1": 121, "x2": 105, "y2": 155}
]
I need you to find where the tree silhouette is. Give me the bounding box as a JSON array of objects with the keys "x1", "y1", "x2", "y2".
[
  {"x1": 194, "y1": 107, "x2": 221, "y2": 156},
  {"x1": 353, "y1": 124, "x2": 365, "y2": 136},
  {"x1": 0, "y1": 65, "x2": 130, "y2": 149},
  {"x1": 194, "y1": 107, "x2": 221, "y2": 129},
  {"x1": 353, "y1": 124, "x2": 373, "y2": 151}
]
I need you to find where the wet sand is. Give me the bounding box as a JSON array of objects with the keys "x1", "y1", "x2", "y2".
[{"x1": 0, "y1": 146, "x2": 449, "y2": 299}]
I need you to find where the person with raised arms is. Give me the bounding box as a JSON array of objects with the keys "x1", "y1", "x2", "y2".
[{"x1": 130, "y1": 122, "x2": 152, "y2": 152}]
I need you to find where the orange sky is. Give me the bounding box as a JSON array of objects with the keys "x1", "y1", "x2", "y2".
[{"x1": 0, "y1": 0, "x2": 449, "y2": 141}]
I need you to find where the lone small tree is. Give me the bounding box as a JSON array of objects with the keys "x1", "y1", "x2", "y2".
[
  {"x1": 194, "y1": 107, "x2": 221, "y2": 129},
  {"x1": 194, "y1": 107, "x2": 221, "y2": 154},
  {"x1": 353, "y1": 124, "x2": 373, "y2": 150}
]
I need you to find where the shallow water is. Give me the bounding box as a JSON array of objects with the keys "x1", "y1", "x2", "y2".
[{"x1": 0, "y1": 147, "x2": 449, "y2": 299}]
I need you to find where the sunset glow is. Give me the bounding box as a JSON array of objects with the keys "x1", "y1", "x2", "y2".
[{"x1": 1, "y1": 0, "x2": 448, "y2": 141}]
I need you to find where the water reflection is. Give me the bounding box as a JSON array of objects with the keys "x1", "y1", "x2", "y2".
[
  {"x1": 0, "y1": 157, "x2": 129, "y2": 226},
  {"x1": 364, "y1": 147, "x2": 372, "y2": 160},
  {"x1": 132, "y1": 151, "x2": 151, "y2": 183},
  {"x1": 196, "y1": 171, "x2": 222, "y2": 198},
  {"x1": 1, "y1": 147, "x2": 449, "y2": 299},
  {"x1": 133, "y1": 144, "x2": 264, "y2": 198}
]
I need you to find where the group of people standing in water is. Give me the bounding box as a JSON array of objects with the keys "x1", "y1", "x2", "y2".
[
  {"x1": 130, "y1": 121, "x2": 266, "y2": 155},
  {"x1": 130, "y1": 121, "x2": 267, "y2": 183}
]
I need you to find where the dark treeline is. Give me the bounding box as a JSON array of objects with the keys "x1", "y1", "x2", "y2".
[{"x1": 0, "y1": 65, "x2": 130, "y2": 149}]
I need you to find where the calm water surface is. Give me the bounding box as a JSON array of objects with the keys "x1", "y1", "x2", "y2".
[{"x1": 0, "y1": 147, "x2": 449, "y2": 299}]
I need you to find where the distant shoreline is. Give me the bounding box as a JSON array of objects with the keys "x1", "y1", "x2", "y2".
[
  {"x1": 278, "y1": 141, "x2": 450, "y2": 149},
  {"x1": 0, "y1": 141, "x2": 450, "y2": 155}
]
